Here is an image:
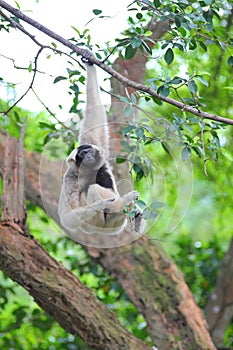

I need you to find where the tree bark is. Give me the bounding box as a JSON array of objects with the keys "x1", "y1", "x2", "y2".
[
  {"x1": 0, "y1": 132, "x2": 216, "y2": 350},
  {"x1": 205, "y1": 238, "x2": 233, "y2": 348},
  {"x1": 0, "y1": 224, "x2": 150, "y2": 350},
  {"x1": 2, "y1": 121, "x2": 27, "y2": 232},
  {"x1": 89, "y1": 241, "x2": 216, "y2": 350}
]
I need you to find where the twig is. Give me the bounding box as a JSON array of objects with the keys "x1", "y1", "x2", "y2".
[
  {"x1": 200, "y1": 118, "x2": 209, "y2": 176},
  {"x1": 0, "y1": 53, "x2": 52, "y2": 76},
  {"x1": 0, "y1": 0, "x2": 233, "y2": 125},
  {"x1": 2, "y1": 47, "x2": 43, "y2": 114}
]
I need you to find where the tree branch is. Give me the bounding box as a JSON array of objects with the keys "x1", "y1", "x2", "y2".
[
  {"x1": 0, "y1": 0, "x2": 232, "y2": 125},
  {"x1": 0, "y1": 224, "x2": 150, "y2": 350}
]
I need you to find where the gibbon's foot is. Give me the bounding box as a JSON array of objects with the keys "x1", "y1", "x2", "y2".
[
  {"x1": 134, "y1": 207, "x2": 143, "y2": 217},
  {"x1": 81, "y1": 49, "x2": 94, "y2": 66},
  {"x1": 134, "y1": 213, "x2": 144, "y2": 233}
]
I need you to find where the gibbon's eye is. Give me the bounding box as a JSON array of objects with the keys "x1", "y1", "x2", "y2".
[{"x1": 79, "y1": 149, "x2": 89, "y2": 158}]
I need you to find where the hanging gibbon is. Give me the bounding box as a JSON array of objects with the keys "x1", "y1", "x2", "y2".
[{"x1": 58, "y1": 50, "x2": 145, "y2": 235}]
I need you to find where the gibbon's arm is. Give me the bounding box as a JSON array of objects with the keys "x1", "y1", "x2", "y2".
[{"x1": 79, "y1": 61, "x2": 109, "y2": 156}]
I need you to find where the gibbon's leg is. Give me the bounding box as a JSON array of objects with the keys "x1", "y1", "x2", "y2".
[
  {"x1": 79, "y1": 53, "x2": 109, "y2": 156},
  {"x1": 59, "y1": 197, "x2": 116, "y2": 233},
  {"x1": 86, "y1": 185, "x2": 138, "y2": 213},
  {"x1": 59, "y1": 205, "x2": 97, "y2": 232},
  {"x1": 86, "y1": 184, "x2": 117, "y2": 205}
]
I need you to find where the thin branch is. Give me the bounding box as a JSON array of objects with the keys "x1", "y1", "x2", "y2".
[
  {"x1": 0, "y1": 9, "x2": 44, "y2": 47},
  {"x1": 2, "y1": 47, "x2": 43, "y2": 114},
  {"x1": 200, "y1": 118, "x2": 209, "y2": 177},
  {"x1": 0, "y1": 53, "x2": 52, "y2": 76},
  {"x1": 0, "y1": 0, "x2": 233, "y2": 125}
]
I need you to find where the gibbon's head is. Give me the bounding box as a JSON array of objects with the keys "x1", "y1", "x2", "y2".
[{"x1": 67, "y1": 144, "x2": 105, "y2": 169}]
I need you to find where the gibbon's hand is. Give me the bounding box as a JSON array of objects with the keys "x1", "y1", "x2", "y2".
[{"x1": 81, "y1": 48, "x2": 94, "y2": 66}]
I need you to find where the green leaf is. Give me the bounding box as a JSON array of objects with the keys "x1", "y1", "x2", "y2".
[
  {"x1": 14, "y1": 1, "x2": 20, "y2": 9},
  {"x1": 70, "y1": 83, "x2": 79, "y2": 97},
  {"x1": 14, "y1": 111, "x2": 20, "y2": 122},
  {"x1": 182, "y1": 146, "x2": 191, "y2": 161},
  {"x1": 164, "y1": 48, "x2": 174, "y2": 65},
  {"x1": 122, "y1": 125, "x2": 135, "y2": 135},
  {"x1": 221, "y1": 149, "x2": 233, "y2": 161},
  {"x1": 144, "y1": 30, "x2": 153, "y2": 36},
  {"x1": 188, "y1": 80, "x2": 198, "y2": 94},
  {"x1": 136, "y1": 13, "x2": 143, "y2": 20},
  {"x1": 178, "y1": 27, "x2": 186, "y2": 37},
  {"x1": 116, "y1": 157, "x2": 127, "y2": 164},
  {"x1": 43, "y1": 132, "x2": 60, "y2": 145},
  {"x1": 142, "y1": 208, "x2": 157, "y2": 220},
  {"x1": 135, "y1": 199, "x2": 147, "y2": 209},
  {"x1": 39, "y1": 122, "x2": 56, "y2": 130},
  {"x1": 150, "y1": 200, "x2": 164, "y2": 209},
  {"x1": 130, "y1": 37, "x2": 142, "y2": 48},
  {"x1": 125, "y1": 45, "x2": 136, "y2": 60},
  {"x1": 123, "y1": 104, "x2": 134, "y2": 118},
  {"x1": 131, "y1": 93, "x2": 137, "y2": 104},
  {"x1": 121, "y1": 140, "x2": 132, "y2": 152},
  {"x1": 133, "y1": 164, "x2": 144, "y2": 181},
  {"x1": 135, "y1": 127, "x2": 145, "y2": 138},
  {"x1": 71, "y1": 26, "x2": 80, "y2": 35},
  {"x1": 53, "y1": 76, "x2": 67, "y2": 84},
  {"x1": 158, "y1": 84, "x2": 170, "y2": 98},
  {"x1": 199, "y1": 41, "x2": 207, "y2": 52},
  {"x1": 218, "y1": 41, "x2": 226, "y2": 50},
  {"x1": 28, "y1": 63, "x2": 32, "y2": 73},
  {"x1": 169, "y1": 77, "x2": 183, "y2": 85},
  {"x1": 93, "y1": 9, "x2": 102, "y2": 16},
  {"x1": 227, "y1": 56, "x2": 233, "y2": 67},
  {"x1": 119, "y1": 96, "x2": 130, "y2": 103},
  {"x1": 152, "y1": 97, "x2": 163, "y2": 105},
  {"x1": 68, "y1": 70, "x2": 80, "y2": 78},
  {"x1": 153, "y1": 0, "x2": 161, "y2": 8},
  {"x1": 197, "y1": 75, "x2": 209, "y2": 87},
  {"x1": 189, "y1": 38, "x2": 197, "y2": 50}
]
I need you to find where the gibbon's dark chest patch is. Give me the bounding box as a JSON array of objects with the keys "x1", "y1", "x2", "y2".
[{"x1": 96, "y1": 164, "x2": 114, "y2": 190}]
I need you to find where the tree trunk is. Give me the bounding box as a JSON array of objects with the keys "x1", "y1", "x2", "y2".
[{"x1": 205, "y1": 238, "x2": 233, "y2": 348}]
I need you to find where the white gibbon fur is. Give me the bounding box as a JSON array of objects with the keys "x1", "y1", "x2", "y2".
[{"x1": 58, "y1": 51, "x2": 145, "y2": 235}]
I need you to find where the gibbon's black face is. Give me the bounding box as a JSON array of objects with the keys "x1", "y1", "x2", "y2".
[{"x1": 76, "y1": 144, "x2": 100, "y2": 167}]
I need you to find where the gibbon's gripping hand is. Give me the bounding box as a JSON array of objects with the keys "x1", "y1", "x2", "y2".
[{"x1": 81, "y1": 49, "x2": 94, "y2": 66}]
